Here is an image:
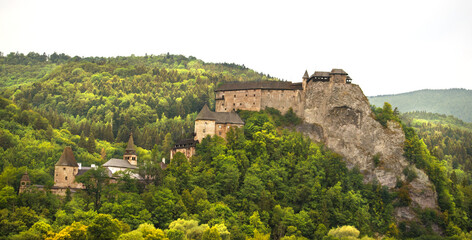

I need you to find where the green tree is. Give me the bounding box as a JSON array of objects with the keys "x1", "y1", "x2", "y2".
[
  {"x1": 75, "y1": 167, "x2": 109, "y2": 210},
  {"x1": 87, "y1": 214, "x2": 123, "y2": 240}
]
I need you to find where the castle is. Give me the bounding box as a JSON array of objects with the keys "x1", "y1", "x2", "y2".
[
  {"x1": 215, "y1": 68, "x2": 351, "y2": 118},
  {"x1": 19, "y1": 134, "x2": 140, "y2": 196},
  {"x1": 171, "y1": 69, "x2": 352, "y2": 159},
  {"x1": 21, "y1": 68, "x2": 352, "y2": 195}
]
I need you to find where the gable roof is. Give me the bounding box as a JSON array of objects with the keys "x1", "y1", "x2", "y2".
[
  {"x1": 55, "y1": 146, "x2": 79, "y2": 167},
  {"x1": 196, "y1": 105, "x2": 244, "y2": 125},
  {"x1": 330, "y1": 69, "x2": 348, "y2": 75},
  {"x1": 103, "y1": 158, "x2": 138, "y2": 169},
  {"x1": 215, "y1": 81, "x2": 303, "y2": 92}
]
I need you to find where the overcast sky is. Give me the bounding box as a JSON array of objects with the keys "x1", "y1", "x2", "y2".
[{"x1": 1, "y1": 0, "x2": 471, "y2": 96}]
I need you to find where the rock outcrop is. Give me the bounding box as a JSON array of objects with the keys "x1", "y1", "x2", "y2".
[{"x1": 300, "y1": 81, "x2": 438, "y2": 221}]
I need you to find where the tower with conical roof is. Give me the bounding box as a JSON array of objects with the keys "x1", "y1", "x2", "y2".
[
  {"x1": 124, "y1": 133, "x2": 137, "y2": 166},
  {"x1": 19, "y1": 170, "x2": 31, "y2": 193},
  {"x1": 302, "y1": 70, "x2": 309, "y2": 90},
  {"x1": 54, "y1": 146, "x2": 81, "y2": 188}
]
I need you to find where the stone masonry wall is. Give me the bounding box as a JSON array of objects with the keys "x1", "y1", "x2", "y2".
[
  {"x1": 215, "y1": 89, "x2": 262, "y2": 112},
  {"x1": 194, "y1": 120, "x2": 216, "y2": 142},
  {"x1": 54, "y1": 166, "x2": 81, "y2": 188}
]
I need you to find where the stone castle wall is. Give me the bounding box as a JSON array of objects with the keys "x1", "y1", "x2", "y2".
[
  {"x1": 215, "y1": 89, "x2": 262, "y2": 112},
  {"x1": 215, "y1": 88, "x2": 304, "y2": 117},
  {"x1": 194, "y1": 120, "x2": 216, "y2": 142},
  {"x1": 260, "y1": 89, "x2": 304, "y2": 116}
]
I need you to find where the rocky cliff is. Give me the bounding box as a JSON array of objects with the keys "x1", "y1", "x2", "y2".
[{"x1": 299, "y1": 81, "x2": 438, "y2": 221}]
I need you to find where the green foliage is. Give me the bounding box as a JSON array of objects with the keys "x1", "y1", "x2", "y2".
[
  {"x1": 371, "y1": 102, "x2": 400, "y2": 127},
  {"x1": 326, "y1": 225, "x2": 360, "y2": 239},
  {"x1": 87, "y1": 214, "x2": 124, "y2": 240}
]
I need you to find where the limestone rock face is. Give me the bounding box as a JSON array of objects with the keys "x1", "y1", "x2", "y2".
[{"x1": 301, "y1": 81, "x2": 438, "y2": 219}]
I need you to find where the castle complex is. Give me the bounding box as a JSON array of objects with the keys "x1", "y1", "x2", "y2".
[
  {"x1": 20, "y1": 134, "x2": 140, "y2": 196},
  {"x1": 215, "y1": 68, "x2": 351, "y2": 118},
  {"x1": 22, "y1": 68, "x2": 352, "y2": 195},
  {"x1": 171, "y1": 69, "x2": 352, "y2": 159}
]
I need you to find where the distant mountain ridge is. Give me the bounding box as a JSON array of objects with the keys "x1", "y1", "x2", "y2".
[{"x1": 368, "y1": 88, "x2": 472, "y2": 122}]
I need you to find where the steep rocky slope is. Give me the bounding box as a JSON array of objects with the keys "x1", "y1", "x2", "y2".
[{"x1": 299, "y1": 81, "x2": 438, "y2": 221}]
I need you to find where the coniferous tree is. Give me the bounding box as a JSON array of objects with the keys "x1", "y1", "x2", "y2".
[{"x1": 87, "y1": 133, "x2": 96, "y2": 154}]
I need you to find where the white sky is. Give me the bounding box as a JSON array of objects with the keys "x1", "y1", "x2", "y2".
[{"x1": 1, "y1": 0, "x2": 471, "y2": 96}]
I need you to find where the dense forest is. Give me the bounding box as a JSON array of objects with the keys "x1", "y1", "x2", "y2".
[
  {"x1": 368, "y1": 89, "x2": 472, "y2": 122},
  {"x1": 1, "y1": 52, "x2": 472, "y2": 239}
]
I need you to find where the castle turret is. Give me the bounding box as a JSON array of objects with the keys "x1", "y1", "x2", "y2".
[
  {"x1": 330, "y1": 69, "x2": 348, "y2": 83},
  {"x1": 302, "y1": 70, "x2": 309, "y2": 90},
  {"x1": 19, "y1": 170, "x2": 31, "y2": 193},
  {"x1": 124, "y1": 133, "x2": 137, "y2": 166},
  {"x1": 54, "y1": 146, "x2": 80, "y2": 188}
]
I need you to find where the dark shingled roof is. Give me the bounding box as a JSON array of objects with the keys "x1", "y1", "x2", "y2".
[
  {"x1": 303, "y1": 70, "x2": 309, "y2": 79},
  {"x1": 311, "y1": 71, "x2": 331, "y2": 78},
  {"x1": 215, "y1": 81, "x2": 303, "y2": 92},
  {"x1": 196, "y1": 105, "x2": 244, "y2": 125},
  {"x1": 173, "y1": 139, "x2": 198, "y2": 149},
  {"x1": 330, "y1": 69, "x2": 348, "y2": 75},
  {"x1": 56, "y1": 146, "x2": 79, "y2": 167},
  {"x1": 103, "y1": 158, "x2": 138, "y2": 169},
  {"x1": 125, "y1": 133, "x2": 136, "y2": 155},
  {"x1": 77, "y1": 167, "x2": 92, "y2": 176}
]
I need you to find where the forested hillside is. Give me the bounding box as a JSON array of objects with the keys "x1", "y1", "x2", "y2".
[
  {"x1": 368, "y1": 89, "x2": 472, "y2": 122},
  {"x1": 1, "y1": 52, "x2": 472, "y2": 239},
  {"x1": 0, "y1": 52, "x2": 278, "y2": 150}
]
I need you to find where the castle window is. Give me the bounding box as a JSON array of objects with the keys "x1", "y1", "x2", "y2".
[
  {"x1": 203, "y1": 129, "x2": 206, "y2": 133},
  {"x1": 245, "y1": 94, "x2": 247, "y2": 96},
  {"x1": 219, "y1": 132, "x2": 221, "y2": 136},
  {"x1": 63, "y1": 168, "x2": 66, "y2": 171},
  {"x1": 222, "y1": 104, "x2": 224, "y2": 106},
  {"x1": 205, "y1": 122, "x2": 207, "y2": 125},
  {"x1": 253, "y1": 102, "x2": 255, "y2": 105},
  {"x1": 233, "y1": 103, "x2": 235, "y2": 106},
  {"x1": 240, "y1": 103, "x2": 242, "y2": 105},
  {"x1": 234, "y1": 95, "x2": 236, "y2": 97},
  {"x1": 65, "y1": 176, "x2": 68, "y2": 180},
  {"x1": 254, "y1": 94, "x2": 256, "y2": 97}
]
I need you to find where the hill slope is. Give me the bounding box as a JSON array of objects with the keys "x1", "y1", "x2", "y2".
[{"x1": 368, "y1": 89, "x2": 472, "y2": 122}]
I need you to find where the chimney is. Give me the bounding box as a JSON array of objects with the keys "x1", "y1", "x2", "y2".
[{"x1": 78, "y1": 163, "x2": 82, "y2": 170}]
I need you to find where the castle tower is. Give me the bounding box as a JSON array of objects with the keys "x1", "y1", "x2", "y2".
[
  {"x1": 54, "y1": 146, "x2": 80, "y2": 188},
  {"x1": 124, "y1": 133, "x2": 137, "y2": 166},
  {"x1": 330, "y1": 69, "x2": 348, "y2": 83},
  {"x1": 302, "y1": 70, "x2": 309, "y2": 91},
  {"x1": 19, "y1": 170, "x2": 31, "y2": 193},
  {"x1": 194, "y1": 104, "x2": 216, "y2": 142}
]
